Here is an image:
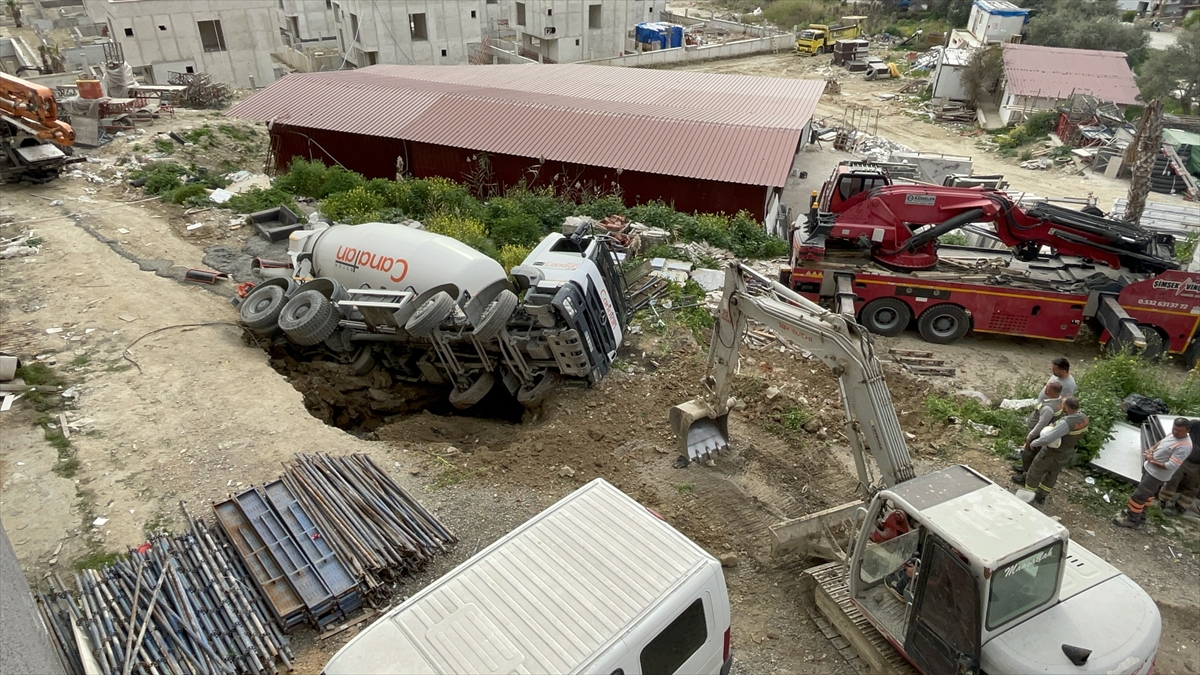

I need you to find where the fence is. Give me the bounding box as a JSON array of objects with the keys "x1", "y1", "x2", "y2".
[{"x1": 584, "y1": 33, "x2": 794, "y2": 67}]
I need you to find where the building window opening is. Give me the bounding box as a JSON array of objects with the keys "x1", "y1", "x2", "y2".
[
  {"x1": 516, "y1": 2, "x2": 526, "y2": 26},
  {"x1": 123, "y1": 27, "x2": 133, "y2": 36},
  {"x1": 198, "y1": 20, "x2": 227, "y2": 52},
  {"x1": 410, "y1": 13, "x2": 428, "y2": 40},
  {"x1": 588, "y1": 4, "x2": 601, "y2": 29}
]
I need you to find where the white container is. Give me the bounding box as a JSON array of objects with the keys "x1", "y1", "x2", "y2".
[{"x1": 302, "y1": 222, "x2": 508, "y2": 301}]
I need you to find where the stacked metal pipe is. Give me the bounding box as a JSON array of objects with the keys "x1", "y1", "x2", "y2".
[
  {"x1": 36, "y1": 510, "x2": 293, "y2": 675},
  {"x1": 281, "y1": 453, "x2": 456, "y2": 596}
]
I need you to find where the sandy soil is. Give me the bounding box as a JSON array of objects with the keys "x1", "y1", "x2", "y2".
[{"x1": 1, "y1": 79, "x2": 1197, "y2": 675}]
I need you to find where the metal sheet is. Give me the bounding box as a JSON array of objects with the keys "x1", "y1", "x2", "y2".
[
  {"x1": 226, "y1": 64, "x2": 823, "y2": 188},
  {"x1": 212, "y1": 498, "x2": 307, "y2": 626},
  {"x1": 233, "y1": 488, "x2": 335, "y2": 617},
  {"x1": 1002, "y1": 44, "x2": 1140, "y2": 105},
  {"x1": 15, "y1": 144, "x2": 66, "y2": 163},
  {"x1": 1090, "y1": 421, "x2": 1145, "y2": 483},
  {"x1": 261, "y1": 480, "x2": 359, "y2": 602}
]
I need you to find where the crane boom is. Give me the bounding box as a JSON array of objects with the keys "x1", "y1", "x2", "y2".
[{"x1": 670, "y1": 263, "x2": 916, "y2": 493}]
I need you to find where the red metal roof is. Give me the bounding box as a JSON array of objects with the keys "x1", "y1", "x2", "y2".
[
  {"x1": 226, "y1": 64, "x2": 824, "y2": 187},
  {"x1": 1001, "y1": 43, "x2": 1141, "y2": 106}
]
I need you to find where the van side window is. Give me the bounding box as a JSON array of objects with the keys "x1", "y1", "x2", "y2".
[{"x1": 639, "y1": 598, "x2": 708, "y2": 675}]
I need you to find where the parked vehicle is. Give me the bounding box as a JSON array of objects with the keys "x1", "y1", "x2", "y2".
[
  {"x1": 323, "y1": 479, "x2": 733, "y2": 675},
  {"x1": 672, "y1": 264, "x2": 1161, "y2": 675},
  {"x1": 238, "y1": 222, "x2": 628, "y2": 409},
  {"x1": 796, "y1": 20, "x2": 862, "y2": 55},
  {"x1": 1, "y1": 72, "x2": 79, "y2": 184},
  {"x1": 786, "y1": 162, "x2": 1200, "y2": 365}
]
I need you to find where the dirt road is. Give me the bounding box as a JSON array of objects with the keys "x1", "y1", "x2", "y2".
[{"x1": 1, "y1": 102, "x2": 1197, "y2": 675}]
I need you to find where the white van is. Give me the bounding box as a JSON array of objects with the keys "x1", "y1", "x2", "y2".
[{"x1": 323, "y1": 479, "x2": 733, "y2": 675}]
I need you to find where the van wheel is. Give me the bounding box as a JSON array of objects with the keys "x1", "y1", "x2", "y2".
[
  {"x1": 917, "y1": 304, "x2": 970, "y2": 344},
  {"x1": 472, "y1": 290, "x2": 519, "y2": 341},
  {"x1": 859, "y1": 298, "x2": 911, "y2": 337},
  {"x1": 278, "y1": 290, "x2": 340, "y2": 346},
  {"x1": 239, "y1": 284, "x2": 287, "y2": 332},
  {"x1": 405, "y1": 292, "x2": 455, "y2": 337},
  {"x1": 449, "y1": 372, "x2": 494, "y2": 410}
]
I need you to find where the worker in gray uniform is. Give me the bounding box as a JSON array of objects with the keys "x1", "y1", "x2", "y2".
[
  {"x1": 1022, "y1": 396, "x2": 1089, "y2": 505},
  {"x1": 1013, "y1": 380, "x2": 1063, "y2": 483},
  {"x1": 1036, "y1": 358, "x2": 1076, "y2": 403},
  {"x1": 1158, "y1": 419, "x2": 1200, "y2": 519}
]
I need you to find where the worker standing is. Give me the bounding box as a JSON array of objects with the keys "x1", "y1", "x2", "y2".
[
  {"x1": 1013, "y1": 381, "x2": 1063, "y2": 483},
  {"x1": 1114, "y1": 418, "x2": 1194, "y2": 529},
  {"x1": 1037, "y1": 358, "x2": 1076, "y2": 402},
  {"x1": 1157, "y1": 419, "x2": 1200, "y2": 518},
  {"x1": 1022, "y1": 396, "x2": 1088, "y2": 505}
]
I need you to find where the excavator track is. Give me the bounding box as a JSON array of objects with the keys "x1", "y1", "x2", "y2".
[{"x1": 804, "y1": 562, "x2": 919, "y2": 675}]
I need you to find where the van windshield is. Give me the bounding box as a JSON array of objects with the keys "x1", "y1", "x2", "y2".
[{"x1": 986, "y1": 541, "x2": 1062, "y2": 630}]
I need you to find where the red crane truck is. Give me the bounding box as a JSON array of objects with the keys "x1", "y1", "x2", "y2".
[{"x1": 785, "y1": 163, "x2": 1200, "y2": 367}]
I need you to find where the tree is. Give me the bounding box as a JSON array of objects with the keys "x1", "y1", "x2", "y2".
[
  {"x1": 961, "y1": 45, "x2": 1004, "y2": 107},
  {"x1": 1024, "y1": 0, "x2": 1148, "y2": 65},
  {"x1": 1138, "y1": 24, "x2": 1200, "y2": 114}
]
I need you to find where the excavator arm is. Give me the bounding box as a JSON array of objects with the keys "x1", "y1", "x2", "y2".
[
  {"x1": 670, "y1": 263, "x2": 916, "y2": 494},
  {"x1": 1, "y1": 72, "x2": 75, "y2": 146}
]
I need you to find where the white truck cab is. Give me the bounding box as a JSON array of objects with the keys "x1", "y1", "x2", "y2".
[
  {"x1": 323, "y1": 479, "x2": 732, "y2": 675},
  {"x1": 851, "y1": 465, "x2": 1159, "y2": 675}
]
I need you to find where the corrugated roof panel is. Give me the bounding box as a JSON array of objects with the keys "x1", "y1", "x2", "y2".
[
  {"x1": 1001, "y1": 43, "x2": 1140, "y2": 105},
  {"x1": 227, "y1": 64, "x2": 821, "y2": 187}
]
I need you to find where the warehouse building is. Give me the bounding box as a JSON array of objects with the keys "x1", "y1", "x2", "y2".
[{"x1": 226, "y1": 64, "x2": 823, "y2": 223}]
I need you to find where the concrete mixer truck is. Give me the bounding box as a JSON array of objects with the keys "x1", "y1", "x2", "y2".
[{"x1": 238, "y1": 222, "x2": 628, "y2": 409}]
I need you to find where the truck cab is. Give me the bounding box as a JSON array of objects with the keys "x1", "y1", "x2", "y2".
[{"x1": 850, "y1": 466, "x2": 1159, "y2": 675}]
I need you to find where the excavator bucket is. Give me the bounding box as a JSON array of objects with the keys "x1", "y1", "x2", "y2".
[{"x1": 669, "y1": 398, "x2": 729, "y2": 463}]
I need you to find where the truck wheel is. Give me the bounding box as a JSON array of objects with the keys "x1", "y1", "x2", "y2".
[
  {"x1": 517, "y1": 371, "x2": 560, "y2": 406},
  {"x1": 239, "y1": 284, "x2": 287, "y2": 332},
  {"x1": 1138, "y1": 324, "x2": 1167, "y2": 360},
  {"x1": 350, "y1": 347, "x2": 377, "y2": 375},
  {"x1": 859, "y1": 298, "x2": 911, "y2": 337},
  {"x1": 917, "y1": 304, "x2": 970, "y2": 344},
  {"x1": 1185, "y1": 337, "x2": 1200, "y2": 370},
  {"x1": 472, "y1": 290, "x2": 518, "y2": 341},
  {"x1": 278, "y1": 290, "x2": 340, "y2": 346},
  {"x1": 405, "y1": 292, "x2": 455, "y2": 337},
  {"x1": 449, "y1": 372, "x2": 494, "y2": 410}
]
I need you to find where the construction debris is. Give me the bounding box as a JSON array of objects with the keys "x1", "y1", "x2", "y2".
[
  {"x1": 277, "y1": 454, "x2": 456, "y2": 599},
  {"x1": 37, "y1": 513, "x2": 294, "y2": 675},
  {"x1": 168, "y1": 72, "x2": 233, "y2": 110}
]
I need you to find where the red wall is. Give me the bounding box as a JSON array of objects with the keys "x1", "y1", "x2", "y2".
[{"x1": 270, "y1": 124, "x2": 769, "y2": 218}]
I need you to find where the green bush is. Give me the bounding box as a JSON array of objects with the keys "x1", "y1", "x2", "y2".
[
  {"x1": 274, "y1": 158, "x2": 329, "y2": 198},
  {"x1": 498, "y1": 244, "x2": 532, "y2": 272},
  {"x1": 485, "y1": 197, "x2": 543, "y2": 247},
  {"x1": 320, "y1": 165, "x2": 365, "y2": 197},
  {"x1": 319, "y1": 186, "x2": 385, "y2": 224},
  {"x1": 154, "y1": 137, "x2": 175, "y2": 154},
  {"x1": 575, "y1": 195, "x2": 627, "y2": 220},
  {"x1": 627, "y1": 200, "x2": 692, "y2": 234},
  {"x1": 166, "y1": 183, "x2": 209, "y2": 206},
  {"x1": 226, "y1": 187, "x2": 296, "y2": 214},
  {"x1": 1121, "y1": 9, "x2": 1138, "y2": 22},
  {"x1": 425, "y1": 213, "x2": 495, "y2": 257}
]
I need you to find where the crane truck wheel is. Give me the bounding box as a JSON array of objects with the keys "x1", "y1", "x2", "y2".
[
  {"x1": 859, "y1": 298, "x2": 912, "y2": 337},
  {"x1": 1138, "y1": 324, "x2": 1167, "y2": 360},
  {"x1": 239, "y1": 284, "x2": 288, "y2": 333},
  {"x1": 278, "y1": 290, "x2": 341, "y2": 346},
  {"x1": 405, "y1": 292, "x2": 455, "y2": 337},
  {"x1": 917, "y1": 304, "x2": 971, "y2": 344},
  {"x1": 449, "y1": 372, "x2": 495, "y2": 409},
  {"x1": 471, "y1": 290, "x2": 519, "y2": 341}
]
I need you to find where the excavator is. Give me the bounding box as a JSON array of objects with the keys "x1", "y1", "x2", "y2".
[
  {"x1": 1, "y1": 71, "x2": 77, "y2": 183},
  {"x1": 671, "y1": 263, "x2": 1161, "y2": 675}
]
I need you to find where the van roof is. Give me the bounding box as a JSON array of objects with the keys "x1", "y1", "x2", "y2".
[{"x1": 324, "y1": 479, "x2": 717, "y2": 675}]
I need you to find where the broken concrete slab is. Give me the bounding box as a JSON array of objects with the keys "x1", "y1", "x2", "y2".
[
  {"x1": 250, "y1": 205, "x2": 303, "y2": 242},
  {"x1": 690, "y1": 268, "x2": 724, "y2": 292}
]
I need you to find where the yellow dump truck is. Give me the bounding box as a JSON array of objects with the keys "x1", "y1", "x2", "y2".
[{"x1": 795, "y1": 21, "x2": 861, "y2": 55}]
